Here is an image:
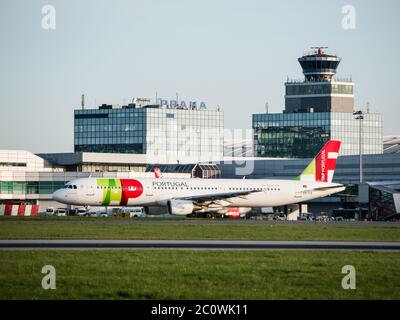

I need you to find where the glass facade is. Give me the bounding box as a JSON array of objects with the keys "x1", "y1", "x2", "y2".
[
  {"x1": 298, "y1": 59, "x2": 340, "y2": 74},
  {"x1": 286, "y1": 83, "x2": 354, "y2": 96},
  {"x1": 74, "y1": 108, "x2": 146, "y2": 154},
  {"x1": 78, "y1": 163, "x2": 146, "y2": 173},
  {"x1": 0, "y1": 162, "x2": 27, "y2": 167},
  {"x1": 253, "y1": 112, "x2": 383, "y2": 158},
  {"x1": 74, "y1": 107, "x2": 224, "y2": 163},
  {"x1": 0, "y1": 181, "x2": 66, "y2": 195}
]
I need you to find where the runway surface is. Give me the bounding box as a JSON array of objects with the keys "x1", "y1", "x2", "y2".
[{"x1": 1, "y1": 240, "x2": 400, "y2": 250}]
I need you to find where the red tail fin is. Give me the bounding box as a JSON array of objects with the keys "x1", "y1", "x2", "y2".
[
  {"x1": 154, "y1": 167, "x2": 163, "y2": 179},
  {"x1": 298, "y1": 140, "x2": 341, "y2": 183},
  {"x1": 315, "y1": 140, "x2": 341, "y2": 182}
]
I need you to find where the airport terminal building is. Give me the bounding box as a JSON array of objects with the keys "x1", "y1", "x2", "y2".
[{"x1": 74, "y1": 100, "x2": 224, "y2": 164}]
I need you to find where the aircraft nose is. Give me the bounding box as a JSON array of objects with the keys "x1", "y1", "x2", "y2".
[{"x1": 52, "y1": 189, "x2": 65, "y2": 202}]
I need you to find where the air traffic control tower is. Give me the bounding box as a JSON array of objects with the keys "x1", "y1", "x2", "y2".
[
  {"x1": 253, "y1": 47, "x2": 383, "y2": 158},
  {"x1": 285, "y1": 47, "x2": 355, "y2": 113}
]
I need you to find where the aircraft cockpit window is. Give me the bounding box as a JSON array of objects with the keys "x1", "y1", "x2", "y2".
[{"x1": 73, "y1": 185, "x2": 77, "y2": 189}]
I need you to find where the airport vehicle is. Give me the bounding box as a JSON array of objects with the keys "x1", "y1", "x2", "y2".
[
  {"x1": 120, "y1": 207, "x2": 146, "y2": 218},
  {"x1": 52, "y1": 140, "x2": 345, "y2": 216},
  {"x1": 316, "y1": 213, "x2": 329, "y2": 222},
  {"x1": 55, "y1": 208, "x2": 67, "y2": 216},
  {"x1": 77, "y1": 208, "x2": 88, "y2": 216},
  {"x1": 261, "y1": 207, "x2": 274, "y2": 214},
  {"x1": 45, "y1": 207, "x2": 55, "y2": 216},
  {"x1": 274, "y1": 212, "x2": 287, "y2": 221},
  {"x1": 298, "y1": 212, "x2": 314, "y2": 221}
]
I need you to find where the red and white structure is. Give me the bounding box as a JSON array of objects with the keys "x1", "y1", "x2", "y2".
[{"x1": 0, "y1": 204, "x2": 39, "y2": 217}]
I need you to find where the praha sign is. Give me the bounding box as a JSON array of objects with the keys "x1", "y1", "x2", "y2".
[{"x1": 159, "y1": 99, "x2": 207, "y2": 110}]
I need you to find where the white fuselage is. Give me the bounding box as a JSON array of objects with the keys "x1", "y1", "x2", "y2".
[{"x1": 52, "y1": 177, "x2": 345, "y2": 210}]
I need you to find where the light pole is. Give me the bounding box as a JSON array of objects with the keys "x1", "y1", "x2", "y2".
[
  {"x1": 353, "y1": 110, "x2": 365, "y2": 220},
  {"x1": 353, "y1": 110, "x2": 364, "y2": 183}
]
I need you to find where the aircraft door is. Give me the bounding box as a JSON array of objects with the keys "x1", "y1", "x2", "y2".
[
  {"x1": 145, "y1": 184, "x2": 153, "y2": 197},
  {"x1": 86, "y1": 185, "x2": 95, "y2": 196}
]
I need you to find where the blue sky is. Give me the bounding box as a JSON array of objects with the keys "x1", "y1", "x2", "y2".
[{"x1": 0, "y1": 0, "x2": 399, "y2": 152}]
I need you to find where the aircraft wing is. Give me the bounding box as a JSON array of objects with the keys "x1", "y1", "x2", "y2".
[
  {"x1": 309, "y1": 185, "x2": 344, "y2": 191},
  {"x1": 179, "y1": 190, "x2": 257, "y2": 203}
]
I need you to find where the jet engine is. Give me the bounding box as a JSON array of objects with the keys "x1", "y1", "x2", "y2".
[{"x1": 167, "y1": 199, "x2": 195, "y2": 215}]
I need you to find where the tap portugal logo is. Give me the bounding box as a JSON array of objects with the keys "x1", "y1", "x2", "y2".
[
  {"x1": 315, "y1": 140, "x2": 340, "y2": 182},
  {"x1": 96, "y1": 179, "x2": 143, "y2": 206},
  {"x1": 318, "y1": 149, "x2": 327, "y2": 182}
]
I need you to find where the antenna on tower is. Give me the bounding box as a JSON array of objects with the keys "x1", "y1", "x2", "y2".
[
  {"x1": 310, "y1": 46, "x2": 328, "y2": 55},
  {"x1": 81, "y1": 94, "x2": 85, "y2": 110},
  {"x1": 366, "y1": 101, "x2": 370, "y2": 113},
  {"x1": 265, "y1": 101, "x2": 269, "y2": 114}
]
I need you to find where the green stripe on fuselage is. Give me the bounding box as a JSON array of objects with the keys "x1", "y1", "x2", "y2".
[{"x1": 96, "y1": 179, "x2": 122, "y2": 206}]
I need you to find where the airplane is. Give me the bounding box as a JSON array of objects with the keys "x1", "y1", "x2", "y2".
[
  {"x1": 153, "y1": 167, "x2": 250, "y2": 217},
  {"x1": 52, "y1": 140, "x2": 345, "y2": 216}
]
